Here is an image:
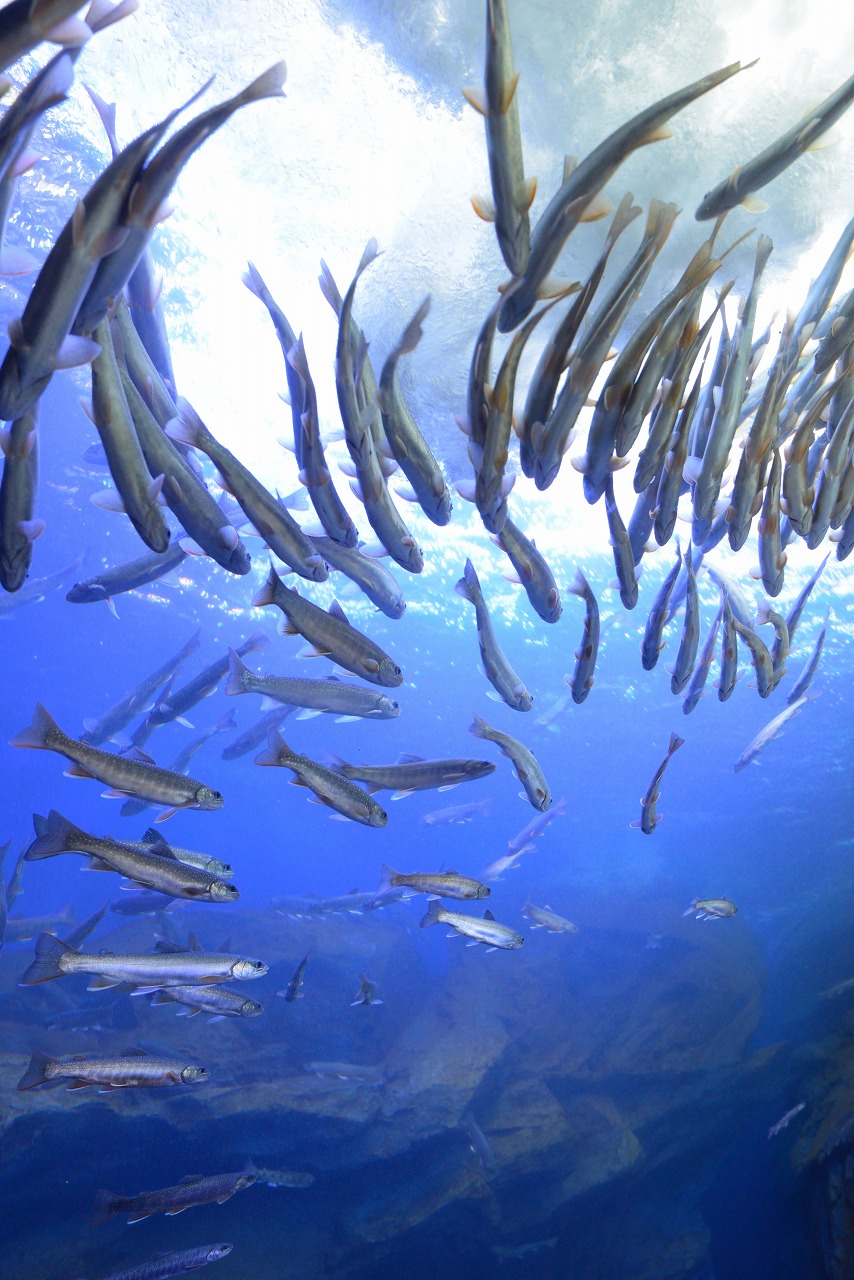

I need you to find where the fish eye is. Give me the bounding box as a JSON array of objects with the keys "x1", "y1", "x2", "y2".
[
  {"x1": 394, "y1": 666, "x2": 401, "y2": 676},
  {"x1": 391, "y1": 701, "x2": 400, "y2": 711}
]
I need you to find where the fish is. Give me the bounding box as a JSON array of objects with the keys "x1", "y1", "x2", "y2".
[
  {"x1": 273, "y1": 887, "x2": 408, "y2": 918},
  {"x1": 166, "y1": 399, "x2": 327, "y2": 581},
  {"x1": 808, "y1": 396, "x2": 854, "y2": 549},
  {"x1": 122, "y1": 829, "x2": 233, "y2": 880},
  {"x1": 113, "y1": 292, "x2": 179, "y2": 428},
  {"x1": 65, "y1": 537, "x2": 187, "y2": 610},
  {"x1": 767, "y1": 1103, "x2": 806, "y2": 1141},
  {"x1": 146, "y1": 985, "x2": 263, "y2": 1020},
  {"x1": 75, "y1": 64, "x2": 287, "y2": 337},
  {"x1": 0, "y1": 0, "x2": 91, "y2": 76},
  {"x1": 0, "y1": 552, "x2": 84, "y2": 614},
  {"x1": 11, "y1": 703, "x2": 224, "y2": 816},
  {"x1": 683, "y1": 897, "x2": 738, "y2": 919},
  {"x1": 564, "y1": 569, "x2": 599, "y2": 703},
  {"x1": 498, "y1": 59, "x2": 751, "y2": 332},
  {"x1": 88, "y1": 318, "x2": 170, "y2": 554},
  {"x1": 668, "y1": 544, "x2": 700, "y2": 694},
  {"x1": 4, "y1": 906, "x2": 74, "y2": 942},
  {"x1": 787, "y1": 611, "x2": 829, "y2": 704},
  {"x1": 785, "y1": 553, "x2": 830, "y2": 647},
  {"x1": 463, "y1": 0, "x2": 535, "y2": 275},
  {"x1": 490, "y1": 517, "x2": 561, "y2": 623},
  {"x1": 378, "y1": 296, "x2": 452, "y2": 526},
  {"x1": 246, "y1": 1163, "x2": 315, "y2": 1190},
  {"x1": 252, "y1": 564, "x2": 403, "y2": 687},
  {"x1": 279, "y1": 952, "x2": 310, "y2": 1002},
  {"x1": 90, "y1": 1171, "x2": 257, "y2": 1225},
  {"x1": 455, "y1": 558, "x2": 532, "y2": 710},
  {"x1": 110, "y1": 889, "x2": 176, "y2": 916},
  {"x1": 17, "y1": 1047, "x2": 210, "y2": 1091},
  {"x1": 631, "y1": 732, "x2": 684, "y2": 834},
  {"x1": 0, "y1": 405, "x2": 42, "y2": 593},
  {"x1": 716, "y1": 593, "x2": 740, "y2": 703},
  {"x1": 732, "y1": 616, "x2": 774, "y2": 697},
  {"x1": 754, "y1": 602, "x2": 789, "y2": 691},
  {"x1": 641, "y1": 546, "x2": 682, "y2": 671},
  {"x1": 70, "y1": 1246, "x2": 233, "y2": 1280},
  {"x1": 226, "y1": 650, "x2": 401, "y2": 723},
  {"x1": 221, "y1": 706, "x2": 293, "y2": 761},
  {"x1": 755, "y1": 448, "x2": 787, "y2": 598},
  {"x1": 480, "y1": 847, "x2": 531, "y2": 881},
  {"x1": 42, "y1": 999, "x2": 124, "y2": 1033},
  {"x1": 462, "y1": 1110, "x2": 497, "y2": 1173},
  {"x1": 126, "y1": 249, "x2": 175, "y2": 397},
  {"x1": 139, "y1": 631, "x2": 269, "y2": 736},
  {"x1": 0, "y1": 78, "x2": 210, "y2": 422},
  {"x1": 309, "y1": 536, "x2": 405, "y2": 620},
  {"x1": 468, "y1": 711, "x2": 550, "y2": 811},
  {"x1": 682, "y1": 605, "x2": 723, "y2": 715},
  {"x1": 733, "y1": 694, "x2": 816, "y2": 771},
  {"x1": 604, "y1": 474, "x2": 638, "y2": 610},
  {"x1": 522, "y1": 900, "x2": 578, "y2": 933},
  {"x1": 696, "y1": 69, "x2": 854, "y2": 219},
  {"x1": 351, "y1": 972, "x2": 382, "y2": 1006},
  {"x1": 421, "y1": 900, "x2": 523, "y2": 949},
  {"x1": 421, "y1": 798, "x2": 493, "y2": 826},
  {"x1": 507, "y1": 797, "x2": 567, "y2": 852},
  {"x1": 255, "y1": 730, "x2": 388, "y2": 827},
  {"x1": 81, "y1": 626, "x2": 200, "y2": 745},
  {"x1": 303, "y1": 1061, "x2": 386, "y2": 1084},
  {"x1": 329, "y1": 751, "x2": 495, "y2": 799},
  {"x1": 376, "y1": 864, "x2": 489, "y2": 901},
  {"x1": 20, "y1": 932, "x2": 267, "y2": 989},
  {"x1": 5, "y1": 842, "x2": 24, "y2": 912},
  {"x1": 26, "y1": 810, "x2": 236, "y2": 900}
]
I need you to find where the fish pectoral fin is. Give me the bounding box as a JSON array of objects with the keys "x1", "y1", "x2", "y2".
[
  {"x1": 519, "y1": 176, "x2": 537, "y2": 213},
  {"x1": 462, "y1": 83, "x2": 488, "y2": 116},
  {"x1": 741, "y1": 193, "x2": 769, "y2": 215},
  {"x1": 471, "y1": 194, "x2": 497, "y2": 223},
  {"x1": 63, "y1": 762, "x2": 95, "y2": 779}
]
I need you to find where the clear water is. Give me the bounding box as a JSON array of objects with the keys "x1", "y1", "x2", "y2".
[{"x1": 0, "y1": 4, "x2": 853, "y2": 1280}]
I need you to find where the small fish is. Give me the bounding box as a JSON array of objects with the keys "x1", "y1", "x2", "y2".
[
  {"x1": 421, "y1": 900, "x2": 523, "y2": 950},
  {"x1": 683, "y1": 897, "x2": 738, "y2": 920},
  {"x1": 376, "y1": 864, "x2": 489, "y2": 901},
  {"x1": 147, "y1": 985, "x2": 263, "y2": 1020},
  {"x1": 696, "y1": 69, "x2": 854, "y2": 220},
  {"x1": 522, "y1": 900, "x2": 578, "y2": 933},
  {"x1": 668, "y1": 544, "x2": 700, "y2": 694},
  {"x1": 279, "y1": 952, "x2": 310, "y2": 1003},
  {"x1": 309, "y1": 536, "x2": 406, "y2": 620},
  {"x1": 221, "y1": 707, "x2": 292, "y2": 761},
  {"x1": 90, "y1": 1171, "x2": 257, "y2": 1225},
  {"x1": 17, "y1": 1047, "x2": 209, "y2": 1091},
  {"x1": 507, "y1": 798, "x2": 567, "y2": 853},
  {"x1": 787, "y1": 611, "x2": 829, "y2": 704},
  {"x1": 42, "y1": 1000, "x2": 122, "y2": 1033},
  {"x1": 455, "y1": 558, "x2": 533, "y2": 710},
  {"x1": 682, "y1": 604, "x2": 723, "y2": 715},
  {"x1": 329, "y1": 751, "x2": 495, "y2": 798},
  {"x1": 785, "y1": 553, "x2": 830, "y2": 647},
  {"x1": 480, "y1": 847, "x2": 531, "y2": 881},
  {"x1": 66, "y1": 1244, "x2": 233, "y2": 1280},
  {"x1": 733, "y1": 694, "x2": 816, "y2": 771},
  {"x1": 11, "y1": 704, "x2": 223, "y2": 817},
  {"x1": 253, "y1": 564, "x2": 403, "y2": 687},
  {"x1": 255, "y1": 730, "x2": 388, "y2": 827},
  {"x1": 756, "y1": 448, "x2": 787, "y2": 598},
  {"x1": 65, "y1": 538, "x2": 187, "y2": 610},
  {"x1": 110, "y1": 889, "x2": 176, "y2": 916},
  {"x1": 421, "y1": 799, "x2": 492, "y2": 827},
  {"x1": 273, "y1": 888, "x2": 408, "y2": 918},
  {"x1": 468, "y1": 711, "x2": 550, "y2": 811},
  {"x1": 351, "y1": 972, "x2": 382, "y2": 1006},
  {"x1": 491, "y1": 518, "x2": 561, "y2": 624},
  {"x1": 0, "y1": 405, "x2": 42, "y2": 594},
  {"x1": 564, "y1": 569, "x2": 599, "y2": 703},
  {"x1": 81, "y1": 626, "x2": 201, "y2": 746},
  {"x1": 732, "y1": 617, "x2": 775, "y2": 698},
  {"x1": 142, "y1": 631, "x2": 269, "y2": 734},
  {"x1": 754, "y1": 602, "x2": 789, "y2": 691},
  {"x1": 462, "y1": 1110, "x2": 497, "y2": 1173},
  {"x1": 125, "y1": 829, "x2": 233, "y2": 880},
  {"x1": 767, "y1": 1103, "x2": 805, "y2": 1140},
  {"x1": 631, "y1": 732, "x2": 684, "y2": 834},
  {"x1": 604, "y1": 474, "x2": 639, "y2": 609},
  {"x1": 641, "y1": 545, "x2": 681, "y2": 671},
  {"x1": 226, "y1": 649, "x2": 401, "y2": 721},
  {"x1": 19, "y1": 932, "x2": 267, "y2": 989}
]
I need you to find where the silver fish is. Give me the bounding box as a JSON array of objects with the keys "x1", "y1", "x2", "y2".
[
  {"x1": 329, "y1": 751, "x2": 495, "y2": 798},
  {"x1": 631, "y1": 731, "x2": 684, "y2": 833},
  {"x1": 90, "y1": 1170, "x2": 257, "y2": 1225},
  {"x1": 309, "y1": 536, "x2": 405, "y2": 620},
  {"x1": 668, "y1": 544, "x2": 700, "y2": 694},
  {"x1": 20, "y1": 931, "x2": 266, "y2": 988},
  {"x1": 564, "y1": 569, "x2": 599, "y2": 703},
  {"x1": 226, "y1": 648, "x2": 400, "y2": 721},
  {"x1": 455, "y1": 558, "x2": 532, "y2": 711},
  {"x1": 787, "y1": 610, "x2": 828, "y2": 704},
  {"x1": 255, "y1": 730, "x2": 388, "y2": 827},
  {"x1": 734, "y1": 694, "x2": 816, "y2": 770},
  {"x1": 421, "y1": 900, "x2": 523, "y2": 949},
  {"x1": 641, "y1": 545, "x2": 681, "y2": 671},
  {"x1": 65, "y1": 538, "x2": 186, "y2": 610},
  {"x1": 17, "y1": 1047, "x2": 210, "y2": 1091},
  {"x1": 469, "y1": 711, "x2": 550, "y2": 811},
  {"x1": 522, "y1": 900, "x2": 578, "y2": 933},
  {"x1": 682, "y1": 604, "x2": 723, "y2": 715},
  {"x1": 0, "y1": 404, "x2": 41, "y2": 592}
]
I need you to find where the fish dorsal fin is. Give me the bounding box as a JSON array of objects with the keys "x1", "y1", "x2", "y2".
[
  {"x1": 154, "y1": 939, "x2": 189, "y2": 954},
  {"x1": 328, "y1": 599, "x2": 350, "y2": 625},
  {"x1": 121, "y1": 746, "x2": 156, "y2": 766},
  {"x1": 141, "y1": 828, "x2": 161, "y2": 845},
  {"x1": 483, "y1": 909, "x2": 495, "y2": 921},
  {"x1": 396, "y1": 752, "x2": 424, "y2": 764},
  {"x1": 179, "y1": 1174, "x2": 208, "y2": 1184},
  {"x1": 146, "y1": 838, "x2": 178, "y2": 860},
  {"x1": 187, "y1": 932, "x2": 203, "y2": 951}
]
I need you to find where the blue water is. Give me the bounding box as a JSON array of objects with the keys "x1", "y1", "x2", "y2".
[{"x1": 1, "y1": 12, "x2": 853, "y2": 1280}]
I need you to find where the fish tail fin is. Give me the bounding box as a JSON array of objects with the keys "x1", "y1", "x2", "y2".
[
  {"x1": 10, "y1": 702, "x2": 63, "y2": 750},
  {"x1": 84, "y1": 0, "x2": 138, "y2": 38},
  {"x1": 225, "y1": 648, "x2": 251, "y2": 697},
  {"x1": 376, "y1": 863, "x2": 397, "y2": 896},
  {"x1": 252, "y1": 563, "x2": 282, "y2": 609},
  {"x1": 241, "y1": 60, "x2": 287, "y2": 104},
  {"x1": 468, "y1": 711, "x2": 489, "y2": 739},
  {"x1": 89, "y1": 1188, "x2": 121, "y2": 1226},
  {"x1": 420, "y1": 898, "x2": 444, "y2": 929},
  {"x1": 668, "y1": 733, "x2": 685, "y2": 754},
  {"x1": 454, "y1": 558, "x2": 480, "y2": 603},
  {"x1": 165, "y1": 398, "x2": 208, "y2": 450},
  {"x1": 254, "y1": 729, "x2": 289, "y2": 766},
  {"x1": 19, "y1": 931, "x2": 77, "y2": 984},
  {"x1": 392, "y1": 297, "x2": 431, "y2": 360},
  {"x1": 26, "y1": 808, "x2": 79, "y2": 860},
  {"x1": 567, "y1": 569, "x2": 589, "y2": 597},
  {"x1": 242, "y1": 629, "x2": 270, "y2": 655},
  {"x1": 682, "y1": 898, "x2": 699, "y2": 917},
  {"x1": 17, "y1": 1048, "x2": 56, "y2": 1091}
]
